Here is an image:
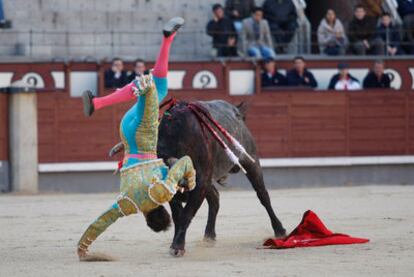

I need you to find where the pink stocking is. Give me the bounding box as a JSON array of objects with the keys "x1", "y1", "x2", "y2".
[
  {"x1": 152, "y1": 33, "x2": 176, "y2": 78},
  {"x1": 93, "y1": 83, "x2": 136, "y2": 110}
]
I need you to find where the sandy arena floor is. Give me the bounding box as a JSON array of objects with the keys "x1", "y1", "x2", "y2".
[{"x1": 1, "y1": 185, "x2": 414, "y2": 277}]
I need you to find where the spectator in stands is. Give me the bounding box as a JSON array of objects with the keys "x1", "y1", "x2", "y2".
[
  {"x1": 375, "y1": 13, "x2": 404, "y2": 56},
  {"x1": 363, "y1": 60, "x2": 391, "y2": 88},
  {"x1": 128, "y1": 59, "x2": 146, "y2": 82},
  {"x1": 261, "y1": 58, "x2": 287, "y2": 87},
  {"x1": 317, "y1": 9, "x2": 348, "y2": 55},
  {"x1": 104, "y1": 58, "x2": 129, "y2": 89},
  {"x1": 223, "y1": 35, "x2": 239, "y2": 57},
  {"x1": 348, "y1": 5, "x2": 385, "y2": 55},
  {"x1": 397, "y1": 0, "x2": 414, "y2": 53},
  {"x1": 262, "y1": 0, "x2": 298, "y2": 54},
  {"x1": 360, "y1": 0, "x2": 384, "y2": 18},
  {"x1": 286, "y1": 56, "x2": 318, "y2": 88},
  {"x1": 242, "y1": 7, "x2": 276, "y2": 59},
  {"x1": 0, "y1": 0, "x2": 11, "y2": 29},
  {"x1": 207, "y1": 4, "x2": 238, "y2": 57},
  {"x1": 328, "y1": 63, "x2": 361, "y2": 90},
  {"x1": 225, "y1": 0, "x2": 256, "y2": 32}
]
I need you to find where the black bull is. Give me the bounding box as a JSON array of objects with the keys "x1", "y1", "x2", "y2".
[{"x1": 112, "y1": 99, "x2": 286, "y2": 257}]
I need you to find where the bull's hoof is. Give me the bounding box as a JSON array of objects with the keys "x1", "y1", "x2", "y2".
[
  {"x1": 169, "y1": 247, "x2": 185, "y2": 257},
  {"x1": 203, "y1": 232, "x2": 216, "y2": 243},
  {"x1": 274, "y1": 230, "x2": 287, "y2": 239},
  {"x1": 202, "y1": 236, "x2": 216, "y2": 248},
  {"x1": 203, "y1": 236, "x2": 216, "y2": 242}
]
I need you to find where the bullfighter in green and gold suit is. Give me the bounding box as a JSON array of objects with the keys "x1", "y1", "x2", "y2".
[{"x1": 77, "y1": 17, "x2": 196, "y2": 261}]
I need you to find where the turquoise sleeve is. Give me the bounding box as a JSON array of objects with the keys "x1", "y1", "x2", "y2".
[{"x1": 153, "y1": 76, "x2": 168, "y2": 102}]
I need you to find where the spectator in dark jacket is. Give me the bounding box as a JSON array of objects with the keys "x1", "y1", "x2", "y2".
[
  {"x1": 376, "y1": 13, "x2": 404, "y2": 56},
  {"x1": 397, "y1": 0, "x2": 414, "y2": 53},
  {"x1": 225, "y1": 0, "x2": 256, "y2": 31},
  {"x1": 286, "y1": 56, "x2": 318, "y2": 88},
  {"x1": 128, "y1": 59, "x2": 146, "y2": 82},
  {"x1": 348, "y1": 5, "x2": 385, "y2": 55},
  {"x1": 0, "y1": 0, "x2": 11, "y2": 28},
  {"x1": 328, "y1": 63, "x2": 361, "y2": 91},
  {"x1": 398, "y1": 0, "x2": 414, "y2": 17},
  {"x1": 207, "y1": 4, "x2": 238, "y2": 57},
  {"x1": 262, "y1": 0, "x2": 298, "y2": 53},
  {"x1": 104, "y1": 58, "x2": 129, "y2": 89},
  {"x1": 222, "y1": 35, "x2": 239, "y2": 57},
  {"x1": 363, "y1": 60, "x2": 391, "y2": 89},
  {"x1": 261, "y1": 58, "x2": 287, "y2": 87}
]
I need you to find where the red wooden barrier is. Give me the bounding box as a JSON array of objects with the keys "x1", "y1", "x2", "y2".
[
  {"x1": 37, "y1": 90, "x2": 414, "y2": 162},
  {"x1": 1, "y1": 60, "x2": 413, "y2": 162}
]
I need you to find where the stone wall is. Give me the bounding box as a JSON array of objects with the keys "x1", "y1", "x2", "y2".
[{"x1": 0, "y1": 0, "x2": 234, "y2": 60}]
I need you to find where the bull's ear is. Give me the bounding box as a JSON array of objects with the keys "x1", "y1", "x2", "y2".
[{"x1": 236, "y1": 101, "x2": 249, "y2": 120}]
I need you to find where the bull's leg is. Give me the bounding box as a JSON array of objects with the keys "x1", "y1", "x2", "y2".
[
  {"x1": 170, "y1": 183, "x2": 208, "y2": 257},
  {"x1": 169, "y1": 199, "x2": 183, "y2": 239},
  {"x1": 204, "y1": 185, "x2": 219, "y2": 241},
  {"x1": 241, "y1": 158, "x2": 286, "y2": 237}
]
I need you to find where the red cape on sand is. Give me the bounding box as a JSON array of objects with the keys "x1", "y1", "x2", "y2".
[{"x1": 263, "y1": 210, "x2": 369, "y2": 249}]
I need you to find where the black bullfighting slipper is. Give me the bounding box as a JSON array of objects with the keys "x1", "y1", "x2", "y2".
[
  {"x1": 82, "y1": 90, "x2": 95, "y2": 117},
  {"x1": 163, "y1": 17, "x2": 185, "y2": 38}
]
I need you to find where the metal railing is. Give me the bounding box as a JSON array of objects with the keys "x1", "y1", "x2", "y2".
[{"x1": 1, "y1": 28, "x2": 414, "y2": 60}]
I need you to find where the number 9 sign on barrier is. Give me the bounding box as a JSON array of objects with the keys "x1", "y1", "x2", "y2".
[{"x1": 192, "y1": 70, "x2": 218, "y2": 89}]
